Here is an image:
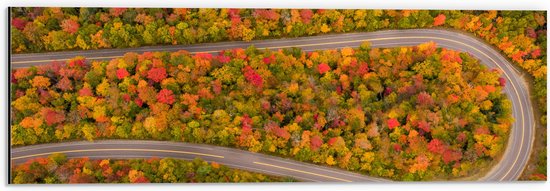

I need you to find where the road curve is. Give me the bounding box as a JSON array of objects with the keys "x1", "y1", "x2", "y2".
[
  {"x1": 10, "y1": 29, "x2": 535, "y2": 181},
  {"x1": 11, "y1": 140, "x2": 388, "y2": 182}
]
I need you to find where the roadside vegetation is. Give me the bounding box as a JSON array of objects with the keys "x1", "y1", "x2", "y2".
[
  {"x1": 9, "y1": 8, "x2": 546, "y2": 129},
  {"x1": 520, "y1": 129, "x2": 547, "y2": 181},
  {"x1": 11, "y1": 42, "x2": 513, "y2": 180},
  {"x1": 11, "y1": 154, "x2": 289, "y2": 183}
]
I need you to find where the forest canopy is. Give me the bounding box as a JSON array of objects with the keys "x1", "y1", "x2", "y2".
[
  {"x1": 9, "y1": 8, "x2": 545, "y2": 127},
  {"x1": 11, "y1": 42, "x2": 513, "y2": 180},
  {"x1": 11, "y1": 154, "x2": 289, "y2": 183}
]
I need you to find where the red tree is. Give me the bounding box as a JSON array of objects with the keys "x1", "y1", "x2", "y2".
[
  {"x1": 243, "y1": 66, "x2": 263, "y2": 88},
  {"x1": 122, "y1": 94, "x2": 131, "y2": 102},
  {"x1": 442, "y1": 149, "x2": 463, "y2": 164},
  {"x1": 393, "y1": 143, "x2": 402, "y2": 152},
  {"x1": 274, "y1": 127, "x2": 290, "y2": 139},
  {"x1": 61, "y1": 19, "x2": 80, "y2": 34},
  {"x1": 228, "y1": 9, "x2": 241, "y2": 20},
  {"x1": 427, "y1": 139, "x2": 446, "y2": 154},
  {"x1": 217, "y1": 55, "x2": 231, "y2": 64},
  {"x1": 327, "y1": 137, "x2": 338, "y2": 146},
  {"x1": 156, "y1": 89, "x2": 175, "y2": 105},
  {"x1": 147, "y1": 67, "x2": 167, "y2": 83},
  {"x1": 310, "y1": 135, "x2": 323, "y2": 151},
  {"x1": 384, "y1": 87, "x2": 393, "y2": 96},
  {"x1": 417, "y1": 92, "x2": 434, "y2": 106},
  {"x1": 68, "y1": 58, "x2": 86, "y2": 68},
  {"x1": 300, "y1": 9, "x2": 314, "y2": 24},
  {"x1": 116, "y1": 68, "x2": 130, "y2": 79},
  {"x1": 531, "y1": 48, "x2": 541, "y2": 58},
  {"x1": 498, "y1": 77, "x2": 506, "y2": 87},
  {"x1": 253, "y1": 9, "x2": 280, "y2": 20},
  {"x1": 195, "y1": 53, "x2": 213, "y2": 60},
  {"x1": 11, "y1": 18, "x2": 27, "y2": 30},
  {"x1": 212, "y1": 80, "x2": 222, "y2": 95},
  {"x1": 241, "y1": 114, "x2": 253, "y2": 133},
  {"x1": 132, "y1": 176, "x2": 150, "y2": 183},
  {"x1": 262, "y1": 54, "x2": 276, "y2": 64},
  {"x1": 317, "y1": 63, "x2": 331, "y2": 74},
  {"x1": 526, "y1": 27, "x2": 537, "y2": 38},
  {"x1": 79, "y1": 87, "x2": 93, "y2": 97},
  {"x1": 110, "y1": 8, "x2": 128, "y2": 17},
  {"x1": 387, "y1": 118, "x2": 400, "y2": 130},
  {"x1": 42, "y1": 108, "x2": 65, "y2": 126},
  {"x1": 134, "y1": 98, "x2": 143, "y2": 107},
  {"x1": 417, "y1": 120, "x2": 430, "y2": 133},
  {"x1": 57, "y1": 77, "x2": 73, "y2": 91}
]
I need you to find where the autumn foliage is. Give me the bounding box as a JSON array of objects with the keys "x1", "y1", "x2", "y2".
[
  {"x1": 12, "y1": 154, "x2": 287, "y2": 183},
  {"x1": 10, "y1": 8, "x2": 546, "y2": 128},
  {"x1": 11, "y1": 43, "x2": 513, "y2": 181},
  {"x1": 147, "y1": 67, "x2": 167, "y2": 83},
  {"x1": 242, "y1": 65, "x2": 263, "y2": 88},
  {"x1": 317, "y1": 63, "x2": 331, "y2": 74},
  {"x1": 116, "y1": 68, "x2": 129, "y2": 79},
  {"x1": 387, "y1": 118, "x2": 400, "y2": 130},
  {"x1": 157, "y1": 89, "x2": 176, "y2": 105},
  {"x1": 433, "y1": 14, "x2": 446, "y2": 26}
]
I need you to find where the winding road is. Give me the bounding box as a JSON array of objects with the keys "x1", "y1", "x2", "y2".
[
  {"x1": 11, "y1": 140, "x2": 386, "y2": 182},
  {"x1": 10, "y1": 29, "x2": 535, "y2": 182}
]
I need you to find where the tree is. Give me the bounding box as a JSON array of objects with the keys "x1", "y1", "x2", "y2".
[
  {"x1": 116, "y1": 68, "x2": 130, "y2": 79},
  {"x1": 11, "y1": 18, "x2": 27, "y2": 30},
  {"x1": 128, "y1": 170, "x2": 150, "y2": 183},
  {"x1": 157, "y1": 89, "x2": 175, "y2": 105},
  {"x1": 427, "y1": 139, "x2": 445, "y2": 154},
  {"x1": 310, "y1": 135, "x2": 323, "y2": 151},
  {"x1": 147, "y1": 67, "x2": 167, "y2": 83},
  {"x1": 31, "y1": 76, "x2": 51, "y2": 88},
  {"x1": 442, "y1": 149, "x2": 463, "y2": 164},
  {"x1": 242, "y1": 65, "x2": 263, "y2": 88},
  {"x1": 433, "y1": 14, "x2": 446, "y2": 26},
  {"x1": 300, "y1": 9, "x2": 314, "y2": 24},
  {"x1": 409, "y1": 154, "x2": 430, "y2": 174},
  {"x1": 387, "y1": 118, "x2": 400, "y2": 130},
  {"x1": 498, "y1": 77, "x2": 506, "y2": 87},
  {"x1": 417, "y1": 92, "x2": 434, "y2": 106},
  {"x1": 61, "y1": 19, "x2": 80, "y2": 34},
  {"x1": 317, "y1": 63, "x2": 330, "y2": 74},
  {"x1": 56, "y1": 77, "x2": 73, "y2": 91},
  {"x1": 417, "y1": 120, "x2": 430, "y2": 133}
]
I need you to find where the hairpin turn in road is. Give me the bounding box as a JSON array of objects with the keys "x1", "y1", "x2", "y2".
[{"x1": 10, "y1": 29, "x2": 535, "y2": 181}]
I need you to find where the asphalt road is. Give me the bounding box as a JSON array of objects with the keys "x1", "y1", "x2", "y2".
[
  {"x1": 10, "y1": 29, "x2": 535, "y2": 181},
  {"x1": 11, "y1": 140, "x2": 387, "y2": 182}
]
